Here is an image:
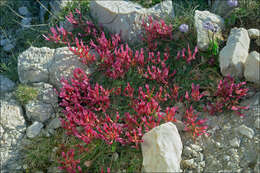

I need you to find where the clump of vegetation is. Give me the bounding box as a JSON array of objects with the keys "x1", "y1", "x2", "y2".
[{"x1": 15, "y1": 84, "x2": 38, "y2": 105}]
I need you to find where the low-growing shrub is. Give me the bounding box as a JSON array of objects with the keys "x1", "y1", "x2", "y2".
[{"x1": 15, "y1": 84, "x2": 38, "y2": 105}]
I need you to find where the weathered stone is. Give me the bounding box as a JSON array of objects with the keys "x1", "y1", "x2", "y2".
[
  {"x1": 26, "y1": 121, "x2": 44, "y2": 138},
  {"x1": 229, "y1": 137, "x2": 240, "y2": 148},
  {"x1": 25, "y1": 100, "x2": 54, "y2": 123},
  {"x1": 49, "y1": 47, "x2": 94, "y2": 90},
  {"x1": 47, "y1": 117, "x2": 61, "y2": 130},
  {"x1": 237, "y1": 125, "x2": 254, "y2": 139},
  {"x1": 90, "y1": 0, "x2": 174, "y2": 44},
  {"x1": 0, "y1": 75, "x2": 15, "y2": 93},
  {"x1": 219, "y1": 28, "x2": 250, "y2": 78},
  {"x1": 248, "y1": 28, "x2": 260, "y2": 39},
  {"x1": 32, "y1": 82, "x2": 58, "y2": 107},
  {"x1": 0, "y1": 99, "x2": 26, "y2": 171},
  {"x1": 141, "y1": 122, "x2": 182, "y2": 172},
  {"x1": 194, "y1": 10, "x2": 224, "y2": 51},
  {"x1": 190, "y1": 144, "x2": 203, "y2": 152},
  {"x1": 0, "y1": 38, "x2": 11, "y2": 46},
  {"x1": 18, "y1": 46, "x2": 55, "y2": 84},
  {"x1": 244, "y1": 51, "x2": 260, "y2": 85},
  {"x1": 3, "y1": 43, "x2": 15, "y2": 52},
  {"x1": 182, "y1": 159, "x2": 196, "y2": 169}
]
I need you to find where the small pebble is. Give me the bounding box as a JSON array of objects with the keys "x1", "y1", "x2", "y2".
[
  {"x1": 237, "y1": 125, "x2": 254, "y2": 139},
  {"x1": 229, "y1": 137, "x2": 240, "y2": 148}
]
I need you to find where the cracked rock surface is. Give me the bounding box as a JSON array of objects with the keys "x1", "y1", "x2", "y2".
[{"x1": 0, "y1": 96, "x2": 26, "y2": 172}]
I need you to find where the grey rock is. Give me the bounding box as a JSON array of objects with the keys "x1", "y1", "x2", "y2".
[
  {"x1": 0, "y1": 99, "x2": 26, "y2": 171},
  {"x1": 18, "y1": 7, "x2": 30, "y2": 16},
  {"x1": 237, "y1": 125, "x2": 254, "y2": 139},
  {"x1": 190, "y1": 144, "x2": 203, "y2": 152},
  {"x1": 256, "y1": 39, "x2": 260, "y2": 47},
  {"x1": 182, "y1": 159, "x2": 196, "y2": 169},
  {"x1": 90, "y1": 0, "x2": 174, "y2": 44},
  {"x1": 18, "y1": 46, "x2": 55, "y2": 84},
  {"x1": 0, "y1": 38, "x2": 11, "y2": 46},
  {"x1": 229, "y1": 137, "x2": 240, "y2": 148},
  {"x1": 26, "y1": 121, "x2": 44, "y2": 138},
  {"x1": 32, "y1": 82, "x2": 58, "y2": 107},
  {"x1": 0, "y1": 75, "x2": 15, "y2": 93},
  {"x1": 248, "y1": 28, "x2": 260, "y2": 39},
  {"x1": 219, "y1": 27, "x2": 250, "y2": 78},
  {"x1": 49, "y1": 47, "x2": 95, "y2": 90},
  {"x1": 141, "y1": 122, "x2": 182, "y2": 172},
  {"x1": 47, "y1": 117, "x2": 61, "y2": 130},
  {"x1": 255, "y1": 118, "x2": 260, "y2": 129},
  {"x1": 194, "y1": 10, "x2": 224, "y2": 51},
  {"x1": 244, "y1": 51, "x2": 260, "y2": 85},
  {"x1": 25, "y1": 100, "x2": 54, "y2": 123},
  {"x1": 3, "y1": 43, "x2": 15, "y2": 52}
]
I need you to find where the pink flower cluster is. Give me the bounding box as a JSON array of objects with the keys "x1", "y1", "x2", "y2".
[
  {"x1": 206, "y1": 76, "x2": 249, "y2": 116},
  {"x1": 43, "y1": 9, "x2": 249, "y2": 172},
  {"x1": 142, "y1": 16, "x2": 173, "y2": 50}
]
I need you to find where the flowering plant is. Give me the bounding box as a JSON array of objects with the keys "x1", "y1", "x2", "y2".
[{"x1": 203, "y1": 21, "x2": 219, "y2": 56}]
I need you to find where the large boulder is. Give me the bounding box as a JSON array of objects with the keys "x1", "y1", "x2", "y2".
[
  {"x1": 219, "y1": 27, "x2": 250, "y2": 78},
  {"x1": 49, "y1": 47, "x2": 94, "y2": 90},
  {"x1": 18, "y1": 46, "x2": 55, "y2": 84},
  {"x1": 0, "y1": 98, "x2": 26, "y2": 172},
  {"x1": 194, "y1": 10, "x2": 224, "y2": 51},
  {"x1": 90, "y1": 0, "x2": 174, "y2": 44},
  {"x1": 141, "y1": 122, "x2": 182, "y2": 172},
  {"x1": 244, "y1": 51, "x2": 260, "y2": 85}
]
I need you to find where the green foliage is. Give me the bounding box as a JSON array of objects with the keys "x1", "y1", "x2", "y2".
[
  {"x1": 15, "y1": 84, "x2": 38, "y2": 105},
  {"x1": 22, "y1": 129, "x2": 65, "y2": 172},
  {"x1": 225, "y1": 0, "x2": 260, "y2": 28}
]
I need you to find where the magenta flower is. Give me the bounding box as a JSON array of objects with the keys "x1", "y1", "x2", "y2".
[{"x1": 179, "y1": 24, "x2": 189, "y2": 33}]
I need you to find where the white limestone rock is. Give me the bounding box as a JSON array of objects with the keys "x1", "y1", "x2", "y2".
[
  {"x1": 219, "y1": 28, "x2": 250, "y2": 78},
  {"x1": 141, "y1": 122, "x2": 182, "y2": 172},
  {"x1": 244, "y1": 51, "x2": 260, "y2": 85},
  {"x1": 248, "y1": 28, "x2": 260, "y2": 39},
  {"x1": 237, "y1": 125, "x2": 254, "y2": 139},
  {"x1": 49, "y1": 47, "x2": 95, "y2": 90},
  {"x1": 90, "y1": 0, "x2": 174, "y2": 44},
  {"x1": 18, "y1": 46, "x2": 55, "y2": 84},
  {"x1": 0, "y1": 99, "x2": 26, "y2": 171},
  {"x1": 26, "y1": 121, "x2": 44, "y2": 138},
  {"x1": 194, "y1": 10, "x2": 224, "y2": 51}
]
